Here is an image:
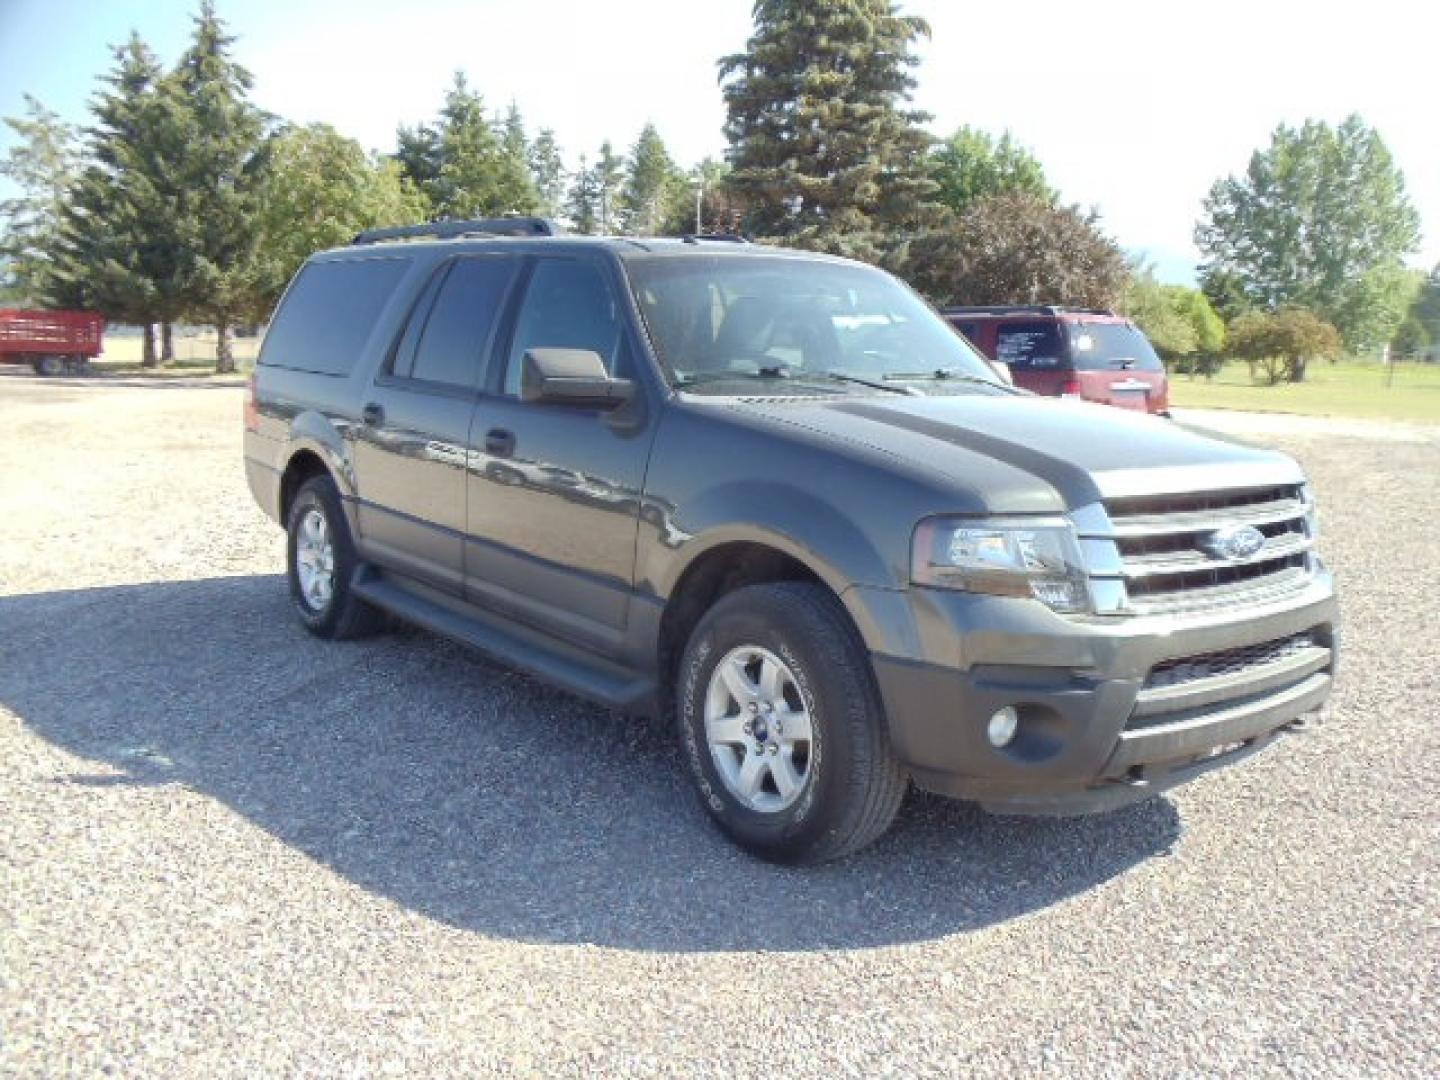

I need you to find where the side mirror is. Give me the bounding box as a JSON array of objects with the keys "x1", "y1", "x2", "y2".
[{"x1": 521, "y1": 348, "x2": 635, "y2": 409}]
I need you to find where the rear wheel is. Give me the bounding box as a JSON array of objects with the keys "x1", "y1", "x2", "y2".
[
  {"x1": 285, "y1": 475, "x2": 385, "y2": 639},
  {"x1": 675, "y1": 582, "x2": 907, "y2": 864}
]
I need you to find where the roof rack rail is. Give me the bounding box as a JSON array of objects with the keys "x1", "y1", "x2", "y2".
[
  {"x1": 941, "y1": 304, "x2": 1116, "y2": 317},
  {"x1": 680, "y1": 233, "x2": 750, "y2": 245},
  {"x1": 352, "y1": 217, "x2": 560, "y2": 246}
]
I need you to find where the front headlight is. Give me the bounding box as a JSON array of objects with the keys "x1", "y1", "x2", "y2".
[{"x1": 911, "y1": 516, "x2": 1091, "y2": 613}]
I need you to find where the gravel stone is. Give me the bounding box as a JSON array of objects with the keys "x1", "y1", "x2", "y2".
[{"x1": 2, "y1": 371, "x2": 1436, "y2": 1077}]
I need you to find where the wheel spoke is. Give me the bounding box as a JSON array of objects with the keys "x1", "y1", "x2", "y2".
[
  {"x1": 719, "y1": 657, "x2": 757, "y2": 706},
  {"x1": 757, "y1": 655, "x2": 785, "y2": 701},
  {"x1": 774, "y1": 706, "x2": 812, "y2": 745},
  {"x1": 735, "y1": 751, "x2": 766, "y2": 800},
  {"x1": 770, "y1": 748, "x2": 802, "y2": 799},
  {"x1": 706, "y1": 712, "x2": 749, "y2": 746}
]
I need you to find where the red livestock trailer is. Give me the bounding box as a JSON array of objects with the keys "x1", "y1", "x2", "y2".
[{"x1": 0, "y1": 309, "x2": 106, "y2": 375}]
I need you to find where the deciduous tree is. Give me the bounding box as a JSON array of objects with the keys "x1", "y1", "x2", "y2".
[
  {"x1": 930, "y1": 127, "x2": 1054, "y2": 215},
  {"x1": 901, "y1": 194, "x2": 1128, "y2": 309},
  {"x1": 1228, "y1": 306, "x2": 1342, "y2": 384},
  {"x1": 1195, "y1": 115, "x2": 1421, "y2": 351}
]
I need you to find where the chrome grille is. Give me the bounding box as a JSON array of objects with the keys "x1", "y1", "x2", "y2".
[{"x1": 1075, "y1": 484, "x2": 1316, "y2": 615}]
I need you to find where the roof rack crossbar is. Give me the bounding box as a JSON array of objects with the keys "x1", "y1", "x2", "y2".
[
  {"x1": 352, "y1": 217, "x2": 560, "y2": 245},
  {"x1": 680, "y1": 233, "x2": 750, "y2": 244},
  {"x1": 941, "y1": 304, "x2": 1116, "y2": 317}
]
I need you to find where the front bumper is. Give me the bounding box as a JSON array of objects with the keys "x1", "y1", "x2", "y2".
[{"x1": 865, "y1": 572, "x2": 1338, "y2": 814}]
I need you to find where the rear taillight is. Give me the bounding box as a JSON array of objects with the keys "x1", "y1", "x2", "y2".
[
  {"x1": 1061, "y1": 376, "x2": 1082, "y2": 398},
  {"x1": 244, "y1": 373, "x2": 259, "y2": 432}
]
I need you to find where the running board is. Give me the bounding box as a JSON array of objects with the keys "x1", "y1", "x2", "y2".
[{"x1": 352, "y1": 569, "x2": 657, "y2": 714}]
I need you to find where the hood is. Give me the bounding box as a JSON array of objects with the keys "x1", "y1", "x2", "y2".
[{"x1": 730, "y1": 392, "x2": 1302, "y2": 511}]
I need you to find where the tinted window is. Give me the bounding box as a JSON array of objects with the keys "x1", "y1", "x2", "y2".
[
  {"x1": 996, "y1": 321, "x2": 1068, "y2": 369},
  {"x1": 259, "y1": 258, "x2": 410, "y2": 375},
  {"x1": 505, "y1": 259, "x2": 624, "y2": 395},
  {"x1": 409, "y1": 257, "x2": 517, "y2": 388},
  {"x1": 1069, "y1": 322, "x2": 1164, "y2": 372}
]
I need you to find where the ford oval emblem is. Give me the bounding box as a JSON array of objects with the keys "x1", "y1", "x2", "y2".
[{"x1": 1202, "y1": 524, "x2": 1266, "y2": 561}]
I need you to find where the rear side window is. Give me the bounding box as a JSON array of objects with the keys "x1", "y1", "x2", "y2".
[
  {"x1": 995, "y1": 321, "x2": 1068, "y2": 369},
  {"x1": 397, "y1": 256, "x2": 518, "y2": 389},
  {"x1": 259, "y1": 257, "x2": 410, "y2": 375}
]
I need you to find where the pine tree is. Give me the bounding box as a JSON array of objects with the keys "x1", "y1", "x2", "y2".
[
  {"x1": 594, "y1": 140, "x2": 625, "y2": 234},
  {"x1": 621, "y1": 123, "x2": 685, "y2": 236},
  {"x1": 395, "y1": 122, "x2": 442, "y2": 214},
  {"x1": 47, "y1": 36, "x2": 178, "y2": 364},
  {"x1": 170, "y1": 1, "x2": 271, "y2": 372},
  {"x1": 566, "y1": 153, "x2": 600, "y2": 234},
  {"x1": 529, "y1": 128, "x2": 567, "y2": 218},
  {"x1": 495, "y1": 103, "x2": 540, "y2": 214},
  {"x1": 0, "y1": 95, "x2": 81, "y2": 305},
  {"x1": 719, "y1": 0, "x2": 936, "y2": 254}
]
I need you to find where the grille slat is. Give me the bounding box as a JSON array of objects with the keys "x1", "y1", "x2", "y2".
[
  {"x1": 1098, "y1": 484, "x2": 1314, "y2": 614},
  {"x1": 1145, "y1": 631, "x2": 1318, "y2": 691}
]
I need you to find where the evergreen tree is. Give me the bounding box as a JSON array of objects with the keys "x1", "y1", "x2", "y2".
[
  {"x1": 169, "y1": 1, "x2": 272, "y2": 372},
  {"x1": 621, "y1": 123, "x2": 685, "y2": 235},
  {"x1": 47, "y1": 36, "x2": 179, "y2": 364},
  {"x1": 594, "y1": 140, "x2": 625, "y2": 234},
  {"x1": 394, "y1": 122, "x2": 442, "y2": 214},
  {"x1": 566, "y1": 153, "x2": 600, "y2": 234},
  {"x1": 0, "y1": 95, "x2": 82, "y2": 305},
  {"x1": 495, "y1": 103, "x2": 541, "y2": 214},
  {"x1": 719, "y1": 0, "x2": 936, "y2": 252},
  {"x1": 528, "y1": 128, "x2": 567, "y2": 218}
]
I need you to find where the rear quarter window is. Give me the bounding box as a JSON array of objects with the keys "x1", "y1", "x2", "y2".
[
  {"x1": 995, "y1": 321, "x2": 1068, "y2": 369},
  {"x1": 259, "y1": 257, "x2": 412, "y2": 375}
]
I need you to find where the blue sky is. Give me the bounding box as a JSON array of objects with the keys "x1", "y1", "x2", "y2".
[{"x1": 2, "y1": 0, "x2": 1435, "y2": 285}]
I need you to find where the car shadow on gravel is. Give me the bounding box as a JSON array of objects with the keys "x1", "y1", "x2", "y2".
[{"x1": 1, "y1": 575, "x2": 1180, "y2": 952}]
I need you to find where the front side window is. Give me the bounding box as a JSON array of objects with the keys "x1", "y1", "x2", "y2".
[{"x1": 504, "y1": 258, "x2": 625, "y2": 396}]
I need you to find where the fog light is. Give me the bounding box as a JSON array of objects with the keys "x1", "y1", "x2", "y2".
[{"x1": 987, "y1": 706, "x2": 1019, "y2": 747}]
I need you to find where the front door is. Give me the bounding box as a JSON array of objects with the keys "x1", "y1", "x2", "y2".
[
  {"x1": 464, "y1": 255, "x2": 657, "y2": 656},
  {"x1": 351, "y1": 255, "x2": 519, "y2": 593}
]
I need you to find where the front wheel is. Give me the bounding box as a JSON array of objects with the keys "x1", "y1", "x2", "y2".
[
  {"x1": 676, "y1": 582, "x2": 907, "y2": 864},
  {"x1": 32, "y1": 356, "x2": 61, "y2": 376}
]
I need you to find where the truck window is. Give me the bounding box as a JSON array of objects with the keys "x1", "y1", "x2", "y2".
[
  {"x1": 504, "y1": 258, "x2": 625, "y2": 396},
  {"x1": 259, "y1": 257, "x2": 411, "y2": 375},
  {"x1": 405, "y1": 257, "x2": 518, "y2": 389},
  {"x1": 995, "y1": 321, "x2": 1067, "y2": 369}
]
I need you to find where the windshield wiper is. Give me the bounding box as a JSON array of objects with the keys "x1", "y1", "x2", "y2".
[
  {"x1": 675, "y1": 366, "x2": 794, "y2": 388},
  {"x1": 821, "y1": 370, "x2": 921, "y2": 396},
  {"x1": 882, "y1": 368, "x2": 1015, "y2": 391}
]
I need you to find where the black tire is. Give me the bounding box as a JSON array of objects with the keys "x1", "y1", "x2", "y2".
[
  {"x1": 285, "y1": 475, "x2": 386, "y2": 640},
  {"x1": 675, "y1": 582, "x2": 907, "y2": 864},
  {"x1": 32, "y1": 356, "x2": 61, "y2": 376}
]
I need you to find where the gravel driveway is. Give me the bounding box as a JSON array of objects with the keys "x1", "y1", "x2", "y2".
[{"x1": 2, "y1": 372, "x2": 1436, "y2": 1076}]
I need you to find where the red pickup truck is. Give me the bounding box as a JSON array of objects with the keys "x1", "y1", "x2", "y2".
[{"x1": 0, "y1": 309, "x2": 105, "y2": 375}]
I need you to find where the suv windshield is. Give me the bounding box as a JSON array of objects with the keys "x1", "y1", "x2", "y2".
[
  {"x1": 1068, "y1": 321, "x2": 1164, "y2": 372},
  {"x1": 626, "y1": 254, "x2": 999, "y2": 391}
]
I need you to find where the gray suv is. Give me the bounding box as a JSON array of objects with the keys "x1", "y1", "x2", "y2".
[{"x1": 243, "y1": 218, "x2": 1338, "y2": 863}]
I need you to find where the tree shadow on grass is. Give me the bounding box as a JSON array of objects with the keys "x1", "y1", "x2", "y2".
[{"x1": 0, "y1": 575, "x2": 1180, "y2": 952}]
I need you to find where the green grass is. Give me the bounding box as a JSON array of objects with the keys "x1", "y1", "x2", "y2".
[{"x1": 1168, "y1": 360, "x2": 1440, "y2": 423}]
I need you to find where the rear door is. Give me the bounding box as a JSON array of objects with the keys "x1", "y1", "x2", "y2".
[{"x1": 350, "y1": 255, "x2": 519, "y2": 593}]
